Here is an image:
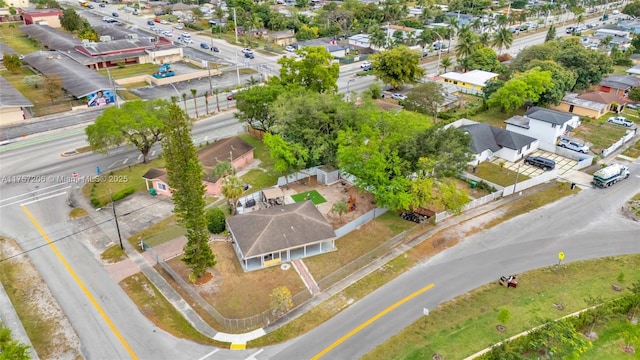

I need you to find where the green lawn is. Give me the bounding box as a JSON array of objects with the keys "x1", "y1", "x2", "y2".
[
  {"x1": 621, "y1": 137, "x2": 640, "y2": 159},
  {"x1": 468, "y1": 106, "x2": 525, "y2": 128},
  {"x1": 1, "y1": 68, "x2": 76, "y2": 116},
  {"x1": 572, "y1": 115, "x2": 629, "y2": 154},
  {"x1": 363, "y1": 255, "x2": 640, "y2": 360},
  {"x1": 97, "y1": 64, "x2": 159, "y2": 79},
  {"x1": 0, "y1": 23, "x2": 43, "y2": 55},
  {"x1": 290, "y1": 190, "x2": 327, "y2": 205},
  {"x1": 474, "y1": 161, "x2": 530, "y2": 187}
]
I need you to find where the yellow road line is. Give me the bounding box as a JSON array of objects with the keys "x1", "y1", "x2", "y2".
[
  {"x1": 311, "y1": 283, "x2": 435, "y2": 360},
  {"x1": 21, "y1": 205, "x2": 139, "y2": 360}
]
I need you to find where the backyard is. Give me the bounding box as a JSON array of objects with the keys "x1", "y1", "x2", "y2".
[{"x1": 572, "y1": 114, "x2": 630, "y2": 154}]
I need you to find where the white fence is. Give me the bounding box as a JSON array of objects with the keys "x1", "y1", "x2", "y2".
[
  {"x1": 434, "y1": 190, "x2": 503, "y2": 223},
  {"x1": 277, "y1": 166, "x2": 320, "y2": 187},
  {"x1": 334, "y1": 208, "x2": 388, "y2": 238},
  {"x1": 502, "y1": 170, "x2": 557, "y2": 196},
  {"x1": 602, "y1": 129, "x2": 637, "y2": 158}
]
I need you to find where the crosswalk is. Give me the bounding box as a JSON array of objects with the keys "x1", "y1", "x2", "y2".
[{"x1": 0, "y1": 183, "x2": 71, "y2": 209}]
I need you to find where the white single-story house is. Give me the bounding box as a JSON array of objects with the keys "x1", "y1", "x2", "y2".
[{"x1": 439, "y1": 70, "x2": 499, "y2": 95}]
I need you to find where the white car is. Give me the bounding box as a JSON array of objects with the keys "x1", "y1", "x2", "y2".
[
  {"x1": 160, "y1": 20, "x2": 168, "y2": 25},
  {"x1": 285, "y1": 45, "x2": 295, "y2": 52},
  {"x1": 162, "y1": 30, "x2": 173, "y2": 37},
  {"x1": 242, "y1": 48, "x2": 254, "y2": 54},
  {"x1": 174, "y1": 24, "x2": 184, "y2": 30},
  {"x1": 608, "y1": 116, "x2": 634, "y2": 127},
  {"x1": 360, "y1": 61, "x2": 371, "y2": 69},
  {"x1": 391, "y1": 93, "x2": 407, "y2": 101},
  {"x1": 558, "y1": 137, "x2": 590, "y2": 154}
]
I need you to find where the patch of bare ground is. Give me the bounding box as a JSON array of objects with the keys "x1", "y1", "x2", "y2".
[{"x1": 0, "y1": 237, "x2": 81, "y2": 360}]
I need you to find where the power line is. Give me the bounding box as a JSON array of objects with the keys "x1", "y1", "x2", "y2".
[{"x1": 0, "y1": 197, "x2": 170, "y2": 263}]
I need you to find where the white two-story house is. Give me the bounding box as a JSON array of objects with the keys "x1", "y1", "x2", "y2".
[{"x1": 504, "y1": 107, "x2": 581, "y2": 152}]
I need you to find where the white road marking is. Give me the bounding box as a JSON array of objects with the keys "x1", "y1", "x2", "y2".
[
  {"x1": 137, "y1": 154, "x2": 143, "y2": 160},
  {"x1": 108, "y1": 160, "x2": 123, "y2": 169},
  {"x1": 123, "y1": 158, "x2": 129, "y2": 164},
  {"x1": 195, "y1": 349, "x2": 219, "y2": 360},
  {"x1": 19, "y1": 191, "x2": 68, "y2": 206},
  {"x1": 0, "y1": 183, "x2": 71, "y2": 203},
  {"x1": 245, "y1": 349, "x2": 264, "y2": 360},
  {"x1": 40, "y1": 165, "x2": 62, "y2": 172},
  {"x1": 151, "y1": 150, "x2": 156, "y2": 156}
]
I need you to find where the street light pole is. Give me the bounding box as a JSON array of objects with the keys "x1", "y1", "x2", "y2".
[
  {"x1": 233, "y1": 8, "x2": 238, "y2": 44},
  {"x1": 235, "y1": 52, "x2": 241, "y2": 86},
  {"x1": 433, "y1": 32, "x2": 443, "y2": 75},
  {"x1": 347, "y1": 79, "x2": 355, "y2": 101},
  {"x1": 109, "y1": 189, "x2": 124, "y2": 250},
  {"x1": 106, "y1": 68, "x2": 119, "y2": 108}
]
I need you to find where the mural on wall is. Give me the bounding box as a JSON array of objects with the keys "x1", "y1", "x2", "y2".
[{"x1": 87, "y1": 90, "x2": 115, "y2": 107}]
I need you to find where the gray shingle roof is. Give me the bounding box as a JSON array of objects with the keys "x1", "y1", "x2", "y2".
[
  {"x1": 20, "y1": 24, "x2": 80, "y2": 52},
  {"x1": 461, "y1": 123, "x2": 536, "y2": 153},
  {"x1": 227, "y1": 201, "x2": 336, "y2": 259},
  {"x1": 0, "y1": 41, "x2": 17, "y2": 58},
  {"x1": 600, "y1": 74, "x2": 640, "y2": 89},
  {"x1": 23, "y1": 51, "x2": 119, "y2": 99},
  {"x1": 0, "y1": 77, "x2": 33, "y2": 108},
  {"x1": 524, "y1": 107, "x2": 574, "y2": 125}
]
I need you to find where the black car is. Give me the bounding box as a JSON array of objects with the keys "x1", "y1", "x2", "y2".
[
  {"x1": 212, "y1": 46, "x2": 220, "y2": 53},
  {"x1": 112, "y1": 12, "x2": 119, "y2": 17},
  {"x1": 524, "y1": 156, "x2": 555, "y2": 170},
  {"x1": 200, "y1": 43, "x2": 210, "y2": 50},
  {"x1": 244, "y1": 52, "x2": 254, "y2": 59}
]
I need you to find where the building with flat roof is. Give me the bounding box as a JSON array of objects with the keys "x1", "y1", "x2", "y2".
[
  {"x1": 439, "y1": 70, "x2": 499, "y2": 95},
  {"x1": 19, "y1": 8, "x2": 63, "y2": 28},
  {"x1": 0, "y1": 76, "x2": 33, "y2": 126}
]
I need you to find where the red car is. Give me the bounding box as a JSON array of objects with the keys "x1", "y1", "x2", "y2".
[
  {"x1": 153, "y1": 18, "x2": 161, "y2": 23},
  {"x1": 227, "y1": 94, "x2": 234, "y2": 101}
]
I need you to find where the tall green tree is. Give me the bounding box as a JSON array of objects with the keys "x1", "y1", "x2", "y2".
[
  {"x1": 545, "y1": 25, "x2": 556, "y2": 42},
  {"x1": 2, "y1": 54, "x2": 21, "y2": 74},
  {"x1": 43, "y1": 74, "x2": 64, "y2": 105},
  {"x1": 162, "y1": 104, "x2": 216, "y2": 280},
  {"x1": 234, "y1": 83, "x2": 285, "y2": 133},
  {"x1": 86, "y1": 100, "x2": 170, "y2": 163},
  {"x1": 405, "y1": 82, "x2": 445, "y2": 121},
  {"x1": 271, "y1": 89, "x2": 358, "y2": 166},
  {"x1": 487, "y1": 68, "x2": 554, "y2": 112},
  {"x1": 464, "y1": 46, "x2": 501, "y2": 72},
  {"x1": 60, "y1": 8, "x2": 83, "y2": 32},
  {"x1": 190, "y1": 89, "x2": 198, "y2": 118},
  {"x1": 370, "y1": 46, "x2": 424, "y2": 89},
  {"x1": 276, "y1": 46, "x2": 339, "y2": 93},
  {"x1": 221, "y1": 175, "x2": 244, "y2": 214},
  {"x1": 555, "y1": 38, "x2": 613, "y2": 90},
  {"x1": 525, "y1": 60, "x2": 577, "y2": 105},
  {"x1": 263, "y1": 133, "x2": 309, "y2": 187}
]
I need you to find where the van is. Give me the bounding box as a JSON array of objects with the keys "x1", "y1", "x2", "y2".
[{"x1": 524, "y1": 156, "x2": 555, "y2": 170}]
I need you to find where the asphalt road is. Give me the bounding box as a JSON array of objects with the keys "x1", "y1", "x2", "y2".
[{"x1": 1, "y1": 8, "x2": 635, "y2": 360}]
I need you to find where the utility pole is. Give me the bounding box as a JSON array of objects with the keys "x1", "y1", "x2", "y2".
[
  {"x1": 233, "y1": 8, "x2": 238, "y2": 44},
  {"x1": 106, "y1": 68, "x2": 119, "y2": 108},
  {"x1": 205, "y1": 60, "x2": 213, "y2": 94},
  {"x1": 235, "y1": 52, "x2": 240, "y2": 86},
  {"x1": 109, "y1": 189, "x2": 124, "y2": 250}
]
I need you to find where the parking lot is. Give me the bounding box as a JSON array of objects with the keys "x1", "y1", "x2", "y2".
[{"x1": 490, "y1": 149, "x2": 577, "y2": 177}]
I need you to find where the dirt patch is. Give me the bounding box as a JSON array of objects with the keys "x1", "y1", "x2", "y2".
[
  {"x1": 621, "y1": 200, "x2": 640, "y2": 222},
  {"x1": 0, "y1": 238, "x2": 81, "y2": 360},
  {"x1": 283, "y1": 177, "x2": 376, "y2": 228}
]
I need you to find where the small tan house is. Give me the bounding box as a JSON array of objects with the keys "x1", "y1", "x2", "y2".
[
  {"x1": 266, "y1": 30, "x2": 296, "y2": 46},
  {"x1": 20, "y1": 8, "x2": 63, "y2": 28},
  {"x1": 551, "y1": 91, "x2": 628, "y2": 118},
  {"x1": 142, "y1": 136, "x2": 254, "y2": 197}
]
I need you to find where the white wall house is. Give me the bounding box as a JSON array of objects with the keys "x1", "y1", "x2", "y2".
[
  {"x1": 348, "y1": 34, "x2": 371, "y2": 48},
  {"x1": 505, "y1": 107, "x2": 581, "y2": 152},
  {"x1": 448, "y1": 119, "x2": 539, "y2": 164}
]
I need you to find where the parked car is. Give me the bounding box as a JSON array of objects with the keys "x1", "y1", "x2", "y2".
[
  {"x1": 112, "y1": 12, "x2": 119, "y2": 17},
  {"x1": 245, "y1": 52, "x2": 255, "y2": 59},
  {"x1": 227, "y1": 94, "x2": 235, "y2": 100},
  {"x1": 147, "y1": 20, "x2": 155, "y2": 26},
  {"x1": 212, "y1": 46, "x2": 220, "y2": 52},
  {"x1": 154, "y1": 18, "x2": 161, "y2": 23},
  {"x1": 608, "y1": 116, "x2": 634, "y2": 127},
  {"x1": 160, "y1": 20, "x2": 169, "y2": 24},
  {"x1": 99, "y1": 3, "x2": 105, "y2": 7},
  {"x1": 391, "y1": 93, "x2": 407, "y2": 101},
  {"x1": 626, "y1": 103, "x2": 640, "y2": 109},
  {"x1": 558, "y1": 137, "x2": 590, "y2": 154},
  {"x1": 150, "y1": 26, "x2": 158, "y2": 31},
  {"x1": 200, "y1": 43, "x2": 210, "y2": 50},
  {"x1": 362, "y1": 64, "x2": 372, "y2": 71},
  {"x1": 285, "y1": 45, "x2": 295, "y2": 52},
  {"x1": 360, "y1": 61, "x2": 371, "y2": 69},
  {"x1": 87, "y1": 4, "x2": 94, "y2": 9},
  {"x1": 241, "y1": 48, "x2": 253, "y2": 54},
  {"x1": 174, "y1": 24, "x2": 184, "y2": 29},
  {"x1": 524, "y1": 156, "x2": 556, "y2": 170}
]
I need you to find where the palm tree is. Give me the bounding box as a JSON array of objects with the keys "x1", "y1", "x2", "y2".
[
  {"x1": 213, "y1": 89, "x2": 221, "y2": 112},
  {"x1": 496, "y1": 14, "x2": 509, "y2": 29},
  {"x1": 221, "y1": 175, "x2": 244, "y2": 214},
  {"x1": 181, "y1": 93, "x2": 188, "y2": 113},
  {"x1": 204, "y1": 91, "x2": 209, "y2": 115},
  {"x1": 369, "y1": 26, "x2": 387, "y2": 49},
  {"x1": 418, "y1": 28, "x2": 435, "y2": 50},
  {"x1": 440, "y1": 57, "x2": 453, "y2": 73},
  {"x1": 170, "y1": 95, "x2": 179, "y2": 104},
  {"x1": 479, "y1": 32, "x2": 491, "y2": 47},
  {"x1": 245, "y1": 76, "x2": 259, "y2": 88},
  {"x1": 577, "y1": 14, "x2": 584, "y2": 26},
  {"x1": 190, "y1": 89, "x2": 198, "y2": 118},
  {"x1": 456, "y1": 27, "x2": 478, "y2": 64},
  {"x1": 247, "y1": 14, "x2": 264, "y2": 45},
  {"x1": 492, "y1": 27, "x2": 513, "y2": 55},
  {"x1": 445, "y1": 16, "x2": 459, "y2": 53},
  {"x1": 471, "y1": 18, "x2": 483, "y2": 33}
]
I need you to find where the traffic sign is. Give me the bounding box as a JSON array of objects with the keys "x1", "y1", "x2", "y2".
[{"x1": 558, "y1": 251, "x2": 565, "y2": 261}]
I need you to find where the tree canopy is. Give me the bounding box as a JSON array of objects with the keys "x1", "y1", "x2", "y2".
[
  {"x1": 0, "y1": 325, "x2": 30, "y2": 360},
  {"x1": 488, "y1": 68, "x2": 554, "y2": 112},
  {"x1": 86, "y1": 100, "x2": 171, "y2": 163},
  {"x1": 276, "y1": 46, "x2": 339, "y2": 93},
  {"x1": 234, "y1": 83, "x2": 285, "y2": 133},
  {"x1": 405, "y1": 82, "x2": 445, "y2": 121},
  {"x1": 371, "y1": 46, "x2": 424, "y2": 89}
]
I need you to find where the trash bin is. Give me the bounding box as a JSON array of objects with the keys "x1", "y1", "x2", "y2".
[
  {"x1": 149, "y1": 188, "x2": 157, "y2": 196},
  {"x1": 470, "y1": 181, "x2": 477, "y2": 189}
]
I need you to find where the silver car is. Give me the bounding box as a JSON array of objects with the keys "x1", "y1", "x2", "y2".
[
  {"x1": 558, "y1": 137, "x2": 589, "y2": 154},
  {"x1": 608, "y1": 116, "x2": 634, "y2": 127}
]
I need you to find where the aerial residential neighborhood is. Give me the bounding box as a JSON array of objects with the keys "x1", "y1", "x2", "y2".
[{"x1": 1, "y1": 0, "x2": 640, "y2": 359}]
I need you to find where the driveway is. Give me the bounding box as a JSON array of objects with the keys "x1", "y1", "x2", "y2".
[{"x1": 491, "y1": 149, "x2": 577, "y2": 177}]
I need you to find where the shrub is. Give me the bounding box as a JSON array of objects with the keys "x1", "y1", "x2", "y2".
[
  {"x1": 112, "y1": 187, "x2": 135, "y2": 202},
  {"x1": 206, "y1": 207, "x2": 226, "y2": 234},
  {"x1": 90, "y1": 197, "x2": 101, "y2": 208}
]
